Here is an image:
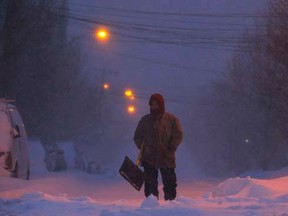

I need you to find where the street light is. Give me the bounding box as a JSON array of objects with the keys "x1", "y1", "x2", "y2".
[
  {"x1": 124, "y1": 89, "x2": 133, "y2": 98},
  {"x1": 127, "y1": 105, "x2": 136, "y2": 114},
  {"x1": 103, "y1": 83, "x2": 110, "y2": 90},
  {"x1": 95, "y1": 28, "x2": 109, "y2": 41}
]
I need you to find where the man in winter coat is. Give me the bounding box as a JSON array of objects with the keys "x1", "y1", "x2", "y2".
[{"x1": 134, "y1": 93, "x2": 183, "y2": 200}]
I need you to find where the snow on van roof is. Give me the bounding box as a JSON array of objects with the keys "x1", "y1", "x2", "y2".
[{"x1": 0, "y1": 101, "x2": 16, "y2": 112}]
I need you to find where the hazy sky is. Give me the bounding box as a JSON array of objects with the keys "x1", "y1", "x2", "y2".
[
  {"x1": 67, "y1": 0, "x2": 267, "y2": 120},
  {"x1": 64, "y1": 0, "x2": 269, "y2": 170}
]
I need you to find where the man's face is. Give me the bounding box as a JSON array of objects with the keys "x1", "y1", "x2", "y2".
[{"x1": 150, "y1": 100, "x2": 160, "y2": 111}]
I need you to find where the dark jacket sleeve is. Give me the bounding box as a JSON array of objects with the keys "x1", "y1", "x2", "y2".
[
  {"x1": 134, "y1": 117, "x2": 144, "y2": 150},
  {"x1": 169, "y1": 117, "x2": 183, "y2": 151}
]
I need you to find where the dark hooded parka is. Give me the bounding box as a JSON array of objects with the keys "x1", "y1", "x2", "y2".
[{"x1": 134, "y1": 94, "x2": 183, "y2": 168}]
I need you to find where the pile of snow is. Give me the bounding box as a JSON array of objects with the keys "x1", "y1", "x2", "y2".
[
  {"x1": 58, "y1": 142, "x2": 76, "y2": 169},
  {"x1": 211, "y1": 174, "x2": 288, "y2": 201},
  {"x1": 211, "y1": 177, "x2": 272, "y2": 198},
  {"x1": 28, "y1": 139, "x2": 48, "y2": 177},
  {"x1": 140, "y1": 195, "x2": 159, "y2": 208}
]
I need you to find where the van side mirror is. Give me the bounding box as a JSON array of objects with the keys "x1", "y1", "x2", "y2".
[{"x1": 11, "y1": 126, "x2": 21, "y2": 138}]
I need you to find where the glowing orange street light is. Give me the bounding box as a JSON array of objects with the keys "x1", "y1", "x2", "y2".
[
  {"x1": 130, "y1": 96, "x2": 135, "y2": 100},
  {"x1": 124, "y1": 89, "x2": 133, "y2": 98},
  {"x1": 127, "y1": 105, "x2": 136, "y2": 114},
  {"x1": 103, "y1": 83, "x2": 110, "y2": 90},
  {"x1": 95, "y1": 28, "x2": 109, "y2": 41}
]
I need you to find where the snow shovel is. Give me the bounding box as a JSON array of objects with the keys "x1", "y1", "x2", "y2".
[{"x1": 119, "y1": 143, "x2": 144, "y2": 191}]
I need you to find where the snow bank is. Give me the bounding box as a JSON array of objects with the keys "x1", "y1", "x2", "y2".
[
  {"x1": 207, "y1": 174, "x2": 288, "y2": 216},
  {"x1": 58, "y1": 142, "x2": 76, "y2": 169},
  {"x1": 211, "y1": 177, "x2": 271, "y2": 198},
  {"x1": 28, "y1": 140, "x2": 48, "y2": 177}
]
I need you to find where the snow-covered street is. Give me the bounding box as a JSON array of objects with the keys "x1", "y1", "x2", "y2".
[
  {"x1": 1, "y1": 173, "x2": 288, "y2": 216},
  {"x1": 0, "y1": 172, "x2": 218, "y2": 216},
  {"x1": 1, "y1": 141, "x2": 288, "y2": 215}
]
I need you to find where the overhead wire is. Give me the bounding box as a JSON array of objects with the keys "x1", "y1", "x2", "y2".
[
  {"x1": 42, "y1": 2, "x2": 276, "y2": 108},
  {"x1": 59, "y1": 12, "x2": 266, "y2": 53},
  {"x1": 49, "y1": 1, "x2": 269, "y2": 54},
  {"x1": 66, "y1": 1, "x2": 270, "y2": 18},
  {"x1": 47, "y1": 3, "x2": 269, "y2": 76},
  {"x1": 48, "y1": 2, "x2": 271, "y2": 106}
]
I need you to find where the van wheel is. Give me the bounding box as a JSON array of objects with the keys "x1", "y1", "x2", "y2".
[
  {"x1": 11, "y1": 163, "x2": 19, "y2": 178},
  {"x1": 26, "y1": 168, "x2": 30, "y2": 180}
]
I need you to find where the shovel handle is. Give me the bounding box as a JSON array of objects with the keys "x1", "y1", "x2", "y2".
[{"x1": 136, "y1": 142, "x2": 144, "y2": 166}]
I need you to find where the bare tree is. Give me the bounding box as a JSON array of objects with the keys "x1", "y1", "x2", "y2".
[{"x1": 192, "y1": 0, "x2": 288, "y2": 175}]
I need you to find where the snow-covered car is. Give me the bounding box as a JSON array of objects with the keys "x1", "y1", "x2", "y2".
[
  {"x1": 42, "y1": 139, "x2": 67, "y2": 172},
  {"x1": 0, "y1": 100, "x2": 30, "y2": 180}
]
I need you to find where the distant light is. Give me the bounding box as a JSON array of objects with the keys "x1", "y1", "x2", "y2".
[
  {"x1": 130, "y1": 96, "x2": 135, "y2": 100},
  {"x1": 98, "y1": 31, "x2": 107, "y2": 38},
  {"x1": 103, "y1": 83, "x2": 110, "y2": 90},
  {"x1": 96, "y1": 28, "x2": 109, "y2": 41},
  {"x1": 124, "y1": 89, "x2": 133, "y2": 98},
  {"x1": 127, "y1": 105, "x2": 135, "y2": 114},
  {"x1": 245, "y1": 139, "x2": 249, "y2": 143}
]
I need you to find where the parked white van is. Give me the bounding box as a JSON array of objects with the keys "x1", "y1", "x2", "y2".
[{"x1": 0, "y1": 100, "x2": 30, "y2": 180}]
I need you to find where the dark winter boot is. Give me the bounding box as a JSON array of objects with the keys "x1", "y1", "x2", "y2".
[
  {"x1": 143, "y1": 162, "x2": 159, "y2": 199},
  {"x1": 160, "y1": 167, "x2": 177, "y2": 201}
]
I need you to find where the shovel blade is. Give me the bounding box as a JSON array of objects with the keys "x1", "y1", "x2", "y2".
[{"x1": 119, "y1": 156, "x2": 144, "y2": 191}]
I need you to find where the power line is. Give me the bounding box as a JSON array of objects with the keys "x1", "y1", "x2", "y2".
[
  {"x1": 64, "y1": 8, "x2": 267, "y2": 33},
  {"x1": 67, "y1": 1, "x2": 270, "y2": 18},
  {"x1": 46, "y1": 3, "x2": 270, "y2": 76},
  {"x1": 48, "y1": 1, "x2": 269, "y2": 54},
  {"x1": 48, "y1": 3, "x2": 269, "y2": 52},
  {"x1": 59, "y1": 13, "x2": 266, "y2": 53},
  {"x1": 66, "y1": 6, "x2": 267, "y2": 28}
]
